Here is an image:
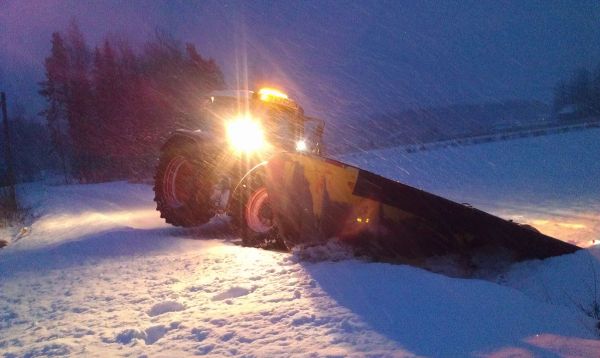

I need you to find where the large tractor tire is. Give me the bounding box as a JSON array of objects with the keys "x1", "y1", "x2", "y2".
[
  {"x1": 154, "y1": 141, "x2": 214, "y2": 227},
  {"x1": 229, "y1": 172, "x2": 286, "y2": 250}
]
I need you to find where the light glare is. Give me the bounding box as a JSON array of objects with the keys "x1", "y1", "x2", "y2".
[
  {"x1": 226, "y1": 116, "x2": 265, "y2": 153},
  {"x1": 258, "y1": 87, "x2": 288, "y2": 101},
  {"x1": 296, "y1": 139, "x2": 308, "y2": 152}
]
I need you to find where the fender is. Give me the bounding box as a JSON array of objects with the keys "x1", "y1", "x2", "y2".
[
  {"x1": 227, "y1": 161, "x2": 268, "y2": 211},
  {"x1": 160, "y1": 129, "x2": 219, "y2": 151}
]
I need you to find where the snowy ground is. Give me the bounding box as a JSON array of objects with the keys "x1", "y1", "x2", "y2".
[{"x1": 2, "y1": 129, "x2": 600, "y2": 357}]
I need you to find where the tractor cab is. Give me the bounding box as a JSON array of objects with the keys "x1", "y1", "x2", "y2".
[{"x1": 200, "y1": 88, "x2": 324, "y2": 156}]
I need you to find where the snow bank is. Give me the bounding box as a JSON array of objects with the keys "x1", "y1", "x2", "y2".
[{"x1": 503, "y1": 246, "x2": 600, "y2": 317}]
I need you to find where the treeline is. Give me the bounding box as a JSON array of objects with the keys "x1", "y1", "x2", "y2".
[
  {"x1": 331, "y1": 100, "x2": 549, "y2": 154},
  {"x1": 0, "y1": 106, "x2": 54, "y2": 184},
  {"x1": 553, "y1": 65, "x2": 600, "y2": 120},
  {"x1": 39, "y1": 22, "x2": 225, "y2": 182}
]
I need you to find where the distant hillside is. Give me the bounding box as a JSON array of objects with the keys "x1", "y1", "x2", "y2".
[{"x1": 330, "y1": 100, "x2": 551, "y2": 153}]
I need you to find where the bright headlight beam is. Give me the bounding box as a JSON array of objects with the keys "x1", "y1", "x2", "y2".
[
  {"x1": 296, "y1": 139, "x2": 308, "y2": 152},
  {"x1": 226, "y1": 116, "x2": 265, "y2": 153}
]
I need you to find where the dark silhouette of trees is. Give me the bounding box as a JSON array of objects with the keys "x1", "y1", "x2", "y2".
[
  {"x1": 39, "y1": 32, "x2": 71, "y2": 182},
  {"x1": 40, "y1": 25, "x2": 225, "y2": 182},
  {"x1": 65, "y1": 21, "x2": 95, "y2": 181},
  {"x1": 0, "y1": 102, "x2": 55, "y2": 185},
  {"x1": 553, "y1": 65, "x2": 600, "y2": 120},
  {"x1": 9, "y1": 105, "x2": 55, "y2": 182},
  {"x1": 92, "y1": 40, "x2": 124, "y2": 179}
]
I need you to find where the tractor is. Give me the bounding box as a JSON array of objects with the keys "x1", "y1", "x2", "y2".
[
  {"x1": 153, "y1": 88, "x2": 324, "y2": 249},
  {"x1": 154, "y1": 87, "x2": 578, "y2": 263}
]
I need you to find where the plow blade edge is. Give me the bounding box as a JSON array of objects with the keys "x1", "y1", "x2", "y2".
[{"x1": 264, "y1": 152, "x2": 579, "y2": 263}]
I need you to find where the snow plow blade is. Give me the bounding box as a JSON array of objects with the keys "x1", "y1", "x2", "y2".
[{"x1": 264, "y1": 152, "x2": 579, "y2": 263}]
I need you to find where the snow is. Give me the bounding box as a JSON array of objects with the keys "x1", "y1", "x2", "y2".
[
  {"x1": 147, "y1": 301, "x2": 186, "y2": 317},
  {"x1": 2, "y1": 129, "x2": 600, "y2": 356}
]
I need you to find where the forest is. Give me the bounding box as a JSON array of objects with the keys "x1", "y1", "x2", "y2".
[{"x1": 38, "y1": 22, "x2": 225, "y2": 182}]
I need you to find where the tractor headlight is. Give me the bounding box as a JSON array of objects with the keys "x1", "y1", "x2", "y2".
[
  {"x1": 295, "y1": 139, "x2": 308, "y2": 152},
  {"x1": 226, "y1": 115, "x2": 265, "y2": 153}
]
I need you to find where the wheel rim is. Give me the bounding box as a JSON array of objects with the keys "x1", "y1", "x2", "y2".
[
  {"x1": 163, "y1": 155, "x2": 194, "y2": 208},
  {"x1": 245, "y1": 187, "x2": 273, "y2": 234}
]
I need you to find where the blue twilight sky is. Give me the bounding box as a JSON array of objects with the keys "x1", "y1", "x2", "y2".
[{"x1": 1, "y1": 0, "x2": 599, "y2": 121}]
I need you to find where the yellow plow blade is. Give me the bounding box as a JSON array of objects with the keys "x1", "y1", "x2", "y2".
[{"x1": 264, "y1": 152, "x2": 579, "y2": 263}]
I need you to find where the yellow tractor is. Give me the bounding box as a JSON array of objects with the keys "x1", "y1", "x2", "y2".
[
  {"x1": 154, "y1": 88, "x2": 578, "y2": 263},
  {"x1": 154, "y1": 88, "x2": 323, "y2": 249}
]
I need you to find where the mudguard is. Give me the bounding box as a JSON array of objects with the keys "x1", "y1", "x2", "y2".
[
  {"x1": 264, "y1": 152, "x2": 579, "y2": 263},
  {"x1": 161, "y1": 129, "x2": 221, "y2": 151}
]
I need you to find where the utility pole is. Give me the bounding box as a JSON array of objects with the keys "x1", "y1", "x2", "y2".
[{"x1": 1, "y1": 92, "x2": 17, "y2": 211}]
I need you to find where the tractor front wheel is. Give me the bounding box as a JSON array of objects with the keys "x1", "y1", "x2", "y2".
[
  {"x1": 230, "y1": 174, "x2": 286, "y2": 250},
  {"x1": 154, "y1": 143, "x2": 214, "y2": 227}
]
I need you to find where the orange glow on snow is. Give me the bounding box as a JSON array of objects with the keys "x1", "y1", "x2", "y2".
[
  {"x1": 517, "y1": 216, "x2": 596, "y2": 247},
  {"x1": 36, "y1": 209, "x2": 165, "y2": 232}
]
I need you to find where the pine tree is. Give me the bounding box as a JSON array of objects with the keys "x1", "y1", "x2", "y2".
[
  {"x1": 40, "y1": 25, "x2": 227, "y2": 182},
  {"x1": 10, "y1": 105, "x2": 54, "y2": 182},
  {"x1": 116, "y1": 41, "x2": 145, "y2": 178},
  {"x1": 65, "y1": 21, "x2": 95, "y2": 181},
  {"x1": 92, "y1": 40, "x2": 124, "y2": 179},
  {"x1": 39, "y1": 32, "x2": 71, "y2": 183},
  {"x1": 186, "y1": 43, "x2": 225, "y2": 94}
]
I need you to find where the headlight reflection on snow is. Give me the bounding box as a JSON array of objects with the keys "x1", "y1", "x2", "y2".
[{"x1": 36, "y1": 209, "x2": 166, "y2": 232}]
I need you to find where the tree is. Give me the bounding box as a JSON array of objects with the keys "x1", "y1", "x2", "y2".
[
  {"x1": 10, "y1": 105, "x2": 54, "y2": 182},
  {"x1": 92, "y1": 40, "x2": 125, "y2": 179},
  {"x1": 65, "y1": 20, "x2": 95, "y2": 181},
  {"x1": 186, "y1": 43, "x2": 226, "y2": 94},
  {"x1": 40, "y1": 25, "x2": 227, "y2": 182},
  {"x1": 39, "y1": 32, "x2": 71, "y2": 183},
  {"x1": 127, "y1": 31, "x2": 225, "y2": 179}
]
